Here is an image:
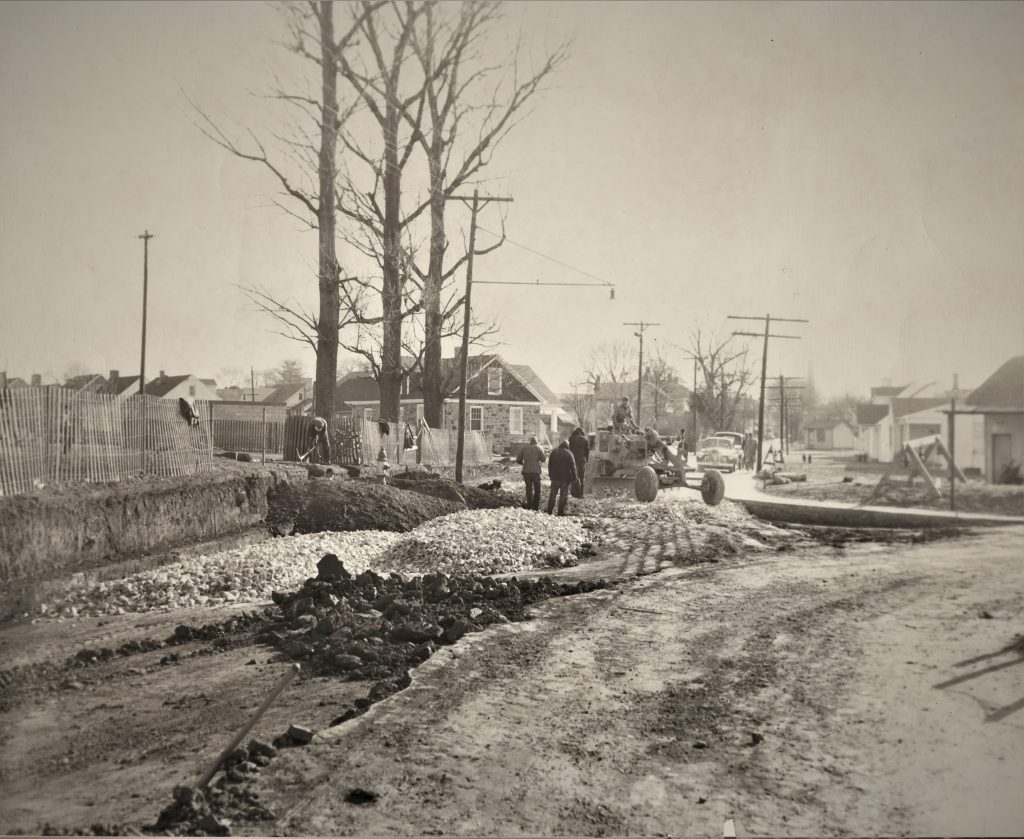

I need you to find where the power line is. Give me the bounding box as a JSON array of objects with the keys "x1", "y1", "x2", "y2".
[{"x1": 476, "y1": 226, "x2": 615, "y2": 288}]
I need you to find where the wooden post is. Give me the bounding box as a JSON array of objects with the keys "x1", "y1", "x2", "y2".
[
  {"x1": 949, "y1": 395, "x2": 957, "y2": 512},
  {"x1": 261, "y1": 407, "x2": 267, "y2": 464}
]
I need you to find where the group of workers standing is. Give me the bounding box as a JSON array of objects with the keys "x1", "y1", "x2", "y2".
[{"x1": 515, "y1": 427, "x2": 590, "y2": 515}]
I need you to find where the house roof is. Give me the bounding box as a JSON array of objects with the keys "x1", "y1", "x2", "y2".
[
  {"x1": 870, "y1": 385, "x2": 908, "y2": 399},
  {"x1": 200, "y1": 378, "x2": 217, "y2": 388},
  {"x1": 145, "y1": 375, "x2": 192, "y2": 397},
  {"x1": 965, "y1": 356, "x2": 1024, "y2": 412},
  {"x1": 64, "y1": 373, "x2": 107, "y2": 391},
  {"x1": 804, "y1": 418, "x2": 854, "y2": 431},
  {"x1": 3, "y1": 377, "x2": 29, "y2": 388},
  {"x1": 264, "y1": 383, "x2": 305, "y2": 403},
  {"x1": 336, "y1": 375, "x2": 384, "y2": 403},
  {"x1": 891, "y1": 397, "x2": 948, "y2": 419},
  {"x1": 855, "y1": 404, "x2": 889, "y2": 426},
  {"x1": 509, "y1": 364, "x2": 559, "y2": 405},
  {"x1": 111, "y1": 375, "x2": 142, "y2": 396}
]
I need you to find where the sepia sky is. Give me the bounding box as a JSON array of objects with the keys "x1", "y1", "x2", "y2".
[{"x1": 1, "y1": 0, "x2": 1022, "y2": 398}]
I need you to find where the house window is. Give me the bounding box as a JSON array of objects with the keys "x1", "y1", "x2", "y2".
[
  {"x1": 487, "y1": 366, "x2": 502, "y2": 395},
  {"x1": 509, "y1": 406, "x2": 523, "y2": 436},
  {"x1": 403, "y1": 377, "x2": 410, "y2": 396},
  {"x1": 816, "y1": 428, "x2": 826, "y2": 443},
  {"x1": 189, "y1": 385, "x2": 196, "y2": 397},
  {"x1": 363, "y1": 407, "x2": 373, "y2": 423},
  {"x1": 415, "y1": 403, "x2": 424, "y2": 425},
  {"x1": 470, "y1": 405, "x2": 483, "y2": 431}
]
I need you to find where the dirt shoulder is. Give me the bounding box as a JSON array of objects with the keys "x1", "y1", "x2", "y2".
[
  {"x1": 761, "y1": 457, "x2": 1024, "y2": 516},
  {"x1": 246, "y1": 528, "x2": 1024, "y2": 838}
]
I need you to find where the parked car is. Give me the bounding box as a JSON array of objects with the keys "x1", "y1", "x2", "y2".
[
  {"x1": 696, "y1": 436, "x2": 739, "y2": 473},
  {"x1": 714, "y1": 431, "x2": 744, "y2": 453}
]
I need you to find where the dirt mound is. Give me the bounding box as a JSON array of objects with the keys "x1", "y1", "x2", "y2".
[
  {"x1": 268, "y1": 475, "x2": 523, "y2": 535},
  {"x1": 390, "y1": 476, "x2": 522, "y2": 510},
  {"x1": 268, "y1": 479, "x2": 461, "y2": 534}
]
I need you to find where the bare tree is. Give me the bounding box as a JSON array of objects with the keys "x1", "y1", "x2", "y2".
[
  {"x1": 688, "y1": 330, "x2": 754, "y2": 433},
  {"x1": 408, "y1": 1, "x2": 569, "y2": 426},
  {"x1": 190, "y1": 1, "x2": 379, "y2": 419},
  {"x1": 564, "y1": 381, "x2": 594, "y2": 432},
  {"x1": 643, "y1": 348, "x2": 679, "y2": 428},
  {"x1": 581, "y1": 341, "x2": 635, "y2": 391}
]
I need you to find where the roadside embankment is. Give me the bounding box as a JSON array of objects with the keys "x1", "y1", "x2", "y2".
[{"x1": 0, "y1": 464, "x2": 306, "y2": 620}]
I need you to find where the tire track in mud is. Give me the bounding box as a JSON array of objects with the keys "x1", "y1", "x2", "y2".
[{"x1": 252, "y1": 552, "x2": 929, "y2": 837}]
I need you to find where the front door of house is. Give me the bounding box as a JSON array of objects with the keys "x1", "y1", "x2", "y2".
[{"x1": 992, "y1": 433, "x2": 1013, "y2": 481}]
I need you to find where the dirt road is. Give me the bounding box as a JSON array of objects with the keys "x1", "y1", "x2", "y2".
[
  {"x1": 248, "y1": 528, "x2": 1024, "y2": 838},
  {"x1": 2, "y1": 524, "x2": 1022, "y2": 836}
]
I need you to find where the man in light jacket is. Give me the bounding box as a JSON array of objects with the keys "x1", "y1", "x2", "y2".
[{"x1": 515, "y1": 435, "x2": 546, "y2": 511}]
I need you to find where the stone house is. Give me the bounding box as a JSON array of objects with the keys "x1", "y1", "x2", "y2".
[{"x1": 335, "y1": 355, "x2": 558, "y2": 452}]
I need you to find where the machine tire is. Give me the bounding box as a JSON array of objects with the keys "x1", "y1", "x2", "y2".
[
  {"x1": 634, "y1": 466, "x2": 659, "y2": 502},
  {"x1": 700, "y1": 469, "x2": 725, "y2": 506}
]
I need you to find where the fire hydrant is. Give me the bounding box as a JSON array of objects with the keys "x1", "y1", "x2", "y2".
[{"x1": 374, "y1": 446, "x2": 390, "y2": 484}]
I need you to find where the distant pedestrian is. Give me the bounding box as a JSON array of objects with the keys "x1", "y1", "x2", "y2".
[
  {"x1": 678, "y1": 428, "x2": 688, "y2": 467},
  {"x1": 568, "y1": 427, "x2": 590, "y2": 497},
  {"x1": 307, "y1": 416, "x2": 331, "y2": 464},
  {"x1": 743, "y1": 433, "x2": 757, "y2": 470},
  {"x1": 546, "y1": 440, "x2": 579, "y2": 516},
  {"x1": 516, "y1": 435, "x2": 546, "y2": 511}
]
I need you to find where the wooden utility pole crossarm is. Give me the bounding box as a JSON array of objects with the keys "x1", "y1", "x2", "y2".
[
  {"x1": 445, "y1": 189, "x2": 513, "y2": 484},
  {"x1": 728, "y1": 313, "x2": 808, "y2": 470},
  {"x1": 624, "y1": 322, "x2": 660, "y2": 423}
]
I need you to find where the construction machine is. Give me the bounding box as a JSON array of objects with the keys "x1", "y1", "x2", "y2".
[{"x1": 588, "y1": 427, "x2": 726, "y2": 505}]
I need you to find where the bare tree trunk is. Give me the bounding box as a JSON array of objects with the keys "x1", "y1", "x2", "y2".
[
  {"x1": 314, "y1": 0, "x2": 339, "y2": 420},
  {"x1": 422, "y1": 143, "x2": 445, "y2": 427},
  {"x1": 378, "y1": 94, "x2": 403, "y2": 422}
]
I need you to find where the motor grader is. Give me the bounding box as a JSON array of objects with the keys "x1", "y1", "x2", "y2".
[{"x1": 588, "y1": 427, "x2": 726, "y2": 505}]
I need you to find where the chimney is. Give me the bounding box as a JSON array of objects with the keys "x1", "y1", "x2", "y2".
[
  {"x1": 109, "y1": 369, "x2": 119, "y2": 392},
  {"x1": 31, "y1": 373, "x2": 41, "y2": 387},
  {"x1": 159, "y1": 370, "x2": 166, "y2": 380}
]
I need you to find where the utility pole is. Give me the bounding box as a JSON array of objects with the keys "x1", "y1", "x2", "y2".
[
  {"x1": 137, "y1": 230, "x2": 153, "y2": 474},
  {"x1": 446, "y1": 189, "x2": 513, "y2": 484},
  {"x1": 730, "y1": 313, "x2": 807, "y2": 470},
  {"x1": 624, "y1": 321, "x2": 659, "y2": 425},
  {"x1": 138, "y1": 231, "x2": 153, "y2": 395},
  {"x1": 767, "y1": 377, "x2": 803, "y2": 455},
  {"x1": 950, "y1": 373, "x2": 958, "y2": 512}
]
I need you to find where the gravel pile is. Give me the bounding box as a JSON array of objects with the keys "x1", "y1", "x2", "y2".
[
  {"x1": 382, "y1": 508, "x2": 587, "y2": 576},
  {"x1": 38, "y1": 531, "x2": 403, "y2": 619}
]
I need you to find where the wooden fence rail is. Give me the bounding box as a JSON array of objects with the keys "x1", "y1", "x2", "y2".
[{"x1": 0, "y1": 388, "x2": 213, "y2": 496}]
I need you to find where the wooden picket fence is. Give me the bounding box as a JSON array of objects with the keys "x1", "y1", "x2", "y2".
[
  {"x1": 278, "y1": 414, "x2": 491, "y2": 469},
  {"x1": 0, "y1": 387, "x2": 213, "y2": 496}
]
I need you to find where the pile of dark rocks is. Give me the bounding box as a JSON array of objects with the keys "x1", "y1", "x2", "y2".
[{"x1": 260, "y1": 554, "x2": 606, "y2": 715}]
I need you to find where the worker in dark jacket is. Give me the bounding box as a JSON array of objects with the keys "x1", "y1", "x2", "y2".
[
  {"x1": 516, "y1": 435, "x2": 546, "y2": 510},
  {"x1": 568, "y1": 427, "x2": 590, "y2": 497},
  {"x1": 546, "y1": 440, "x2": 579, "y2": 515},
  {"x1": 307, "y1": 416, "x2": 331, "y2": 464}
]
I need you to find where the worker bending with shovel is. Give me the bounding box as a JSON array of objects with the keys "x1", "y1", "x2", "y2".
[{"x1": 302, "y1": 416, "x2": 332, "y2": 464}]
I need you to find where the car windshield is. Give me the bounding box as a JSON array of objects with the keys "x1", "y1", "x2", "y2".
[{"x1": 700, "y1": 437, "x2": 732, "y2": 449}]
